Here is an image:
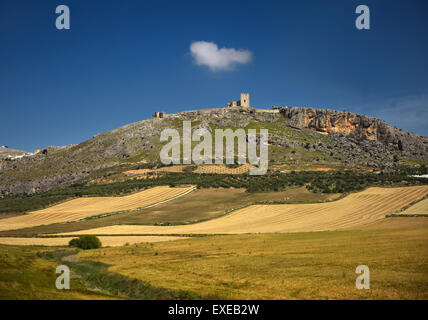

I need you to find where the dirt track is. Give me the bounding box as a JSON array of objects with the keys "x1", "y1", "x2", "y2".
[
  {"x1": 0, "y1": 186, "x2": 194, "y2": 231},
  {"x1": 57, "y1": 186, "x2": 428, "y2": 235}
]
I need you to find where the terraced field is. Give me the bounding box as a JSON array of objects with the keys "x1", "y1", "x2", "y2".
[
  {"x1": 193, "y1": 164, "x2": 253, "y2": 174},
  {"x1": 57, "y1": 186, "x2": 428, "y2": 236},
  {"x1": 0, "y1": 236, "x2": 185, "y2": 246},
  {"x1": 0, "y1": 186, "x2": 194, "y2": 231},
  {"x1": 124, "y1": 164, "x2": 253, "y2": 175},
  {"x1": 124, "y1": 165, "x2": 187, "y2": 175}
]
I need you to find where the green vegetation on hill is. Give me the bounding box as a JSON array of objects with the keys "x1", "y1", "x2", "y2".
[
  {"x1": 397, "y1": 164, "x2": 428, "y2": 175},
  {"x1": 1, "y1": 170, "x2": 427, "y2": 214}
]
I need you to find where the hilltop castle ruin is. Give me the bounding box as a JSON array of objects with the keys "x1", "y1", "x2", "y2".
[
  {"x1": 227, "y1": 93, "x2": 250, "y2": 108},
  {"x1": 153, "y1": 111, "x2": 166, "y2": 118},
  {"x1": 152, "y1": 92, "x2": 280, "y2": 118}
]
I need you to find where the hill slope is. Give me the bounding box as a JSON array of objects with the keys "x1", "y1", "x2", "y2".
[
  {"x1": 1, "y1": 106, "x2": 427, "y2": 196},
  {"x1": 0, "y1": 146, "x2": 29, "y2": 159}
]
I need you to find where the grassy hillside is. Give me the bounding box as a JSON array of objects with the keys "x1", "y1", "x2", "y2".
[
  {"x1": 0, "y1": 245, "x2": 113, "y2": 299},
  {"x1": 0, "y1": 245, "x2": 206, "y2": 299},
  {"x1": 1, "y1": 108, "x2": 427, "y2": 197}
]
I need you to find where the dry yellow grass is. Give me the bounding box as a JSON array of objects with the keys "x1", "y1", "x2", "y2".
[
  {"x1": 77, "y1": 219, "x2": 428, "y2": 299},
  {"x1": 398, "y1": 198, "x2": 428, "y2": 215},
  {"x1": 0, "y1": 236, "x2": 185, "y2": 247},
  {"x1": 124, "y1": 165, "x2": 188, "y2": 175},
  {"x1": 0, "y1": 186, "x2": 194, "y2": 232},
  {"x1": 58, "y1": 186, "x2": 428, "y2": 236},
  {"x1": 193, "y1": 164, "x2": 253, "y2": 174}
]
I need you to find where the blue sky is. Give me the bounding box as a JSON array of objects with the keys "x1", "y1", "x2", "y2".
[{"x1": 1, "y1": 0, "x2": 427, "y2": 152}]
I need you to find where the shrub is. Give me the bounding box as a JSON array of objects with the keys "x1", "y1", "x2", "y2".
[
  {"x1": 68, "y1": 238, "x2": 80, "y2": 247},
  {"x1": 69, "y1": 235, "x2": 102, "y2": 249}
]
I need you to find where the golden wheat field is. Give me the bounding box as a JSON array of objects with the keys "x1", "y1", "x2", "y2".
[
  {"x1": 398, "y1": 198, "x2": 428, "y2": 215},
  {"x1": 193, "y1": 164, "x2": 253, "y2": 174},
  {"x1": 124, "y1": 165, "x2": 188, "y2": 175},
  {"x1": 124, "y1": 164, "x2": 253, "y2": 175},
  {"x1": 0, "y1": 236, "x2": 185, "y2": 247},
  {"x1": 57, "y1": 186, "x2": 428, "y2": 236},
  {"x1": 0, "y1": 186, "x2": 195, "y2": 232}
]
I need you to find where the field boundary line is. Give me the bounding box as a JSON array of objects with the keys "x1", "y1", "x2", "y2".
[
  {"x1": 386, "y1": 193, "x2": 428, "y2": 218},
  {"x1": 40, "y1": 233, "x2": 220, "y2": 238}
]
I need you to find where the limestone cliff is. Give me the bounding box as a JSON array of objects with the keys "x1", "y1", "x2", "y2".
[{"x1": 279, "y1": 107, "x2": 428, "y2": 157}]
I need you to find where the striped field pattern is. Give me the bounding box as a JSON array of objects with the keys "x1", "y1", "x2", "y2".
[
  {"x1": 0, "y1": 186, "x2": 194, "y2": 231},
  {"x1": 57, "y1": 186, "x2": 428, "y2": 236},
  {"x1": 398, "y1": 198, "x2": 428, "y2": 215}
]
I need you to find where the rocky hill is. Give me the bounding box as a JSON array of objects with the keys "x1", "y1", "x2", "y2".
[
  {"x1": 0, "y1": 146, "x2": 29, "y2": 159},
  {"x1": 0, "y1": 146, "x2": 31, "y2": 171},
  {"x1": 279, "y1": 107, "x2": 427, "y2": 157},
  {"x1": 0, "y1": 106, "x2": 427, "y2": 197}
]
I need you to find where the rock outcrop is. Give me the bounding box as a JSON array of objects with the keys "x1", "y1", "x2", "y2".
[{"x1": 279, "y1": 107, "x2": 428, "y2": 158}]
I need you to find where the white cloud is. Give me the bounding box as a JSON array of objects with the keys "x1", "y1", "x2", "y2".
[{"x1": 190, "y1": 41, "x2": 252, "y2": 72}]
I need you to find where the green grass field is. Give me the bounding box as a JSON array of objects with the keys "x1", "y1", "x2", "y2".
[{"x1": 0, "y1": 245, "x2": 114, "y2": 299}]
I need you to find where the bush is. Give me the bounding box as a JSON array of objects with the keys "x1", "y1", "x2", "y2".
[{"x1": 69, "y1": 235, "x2": 102, "y2": 250}]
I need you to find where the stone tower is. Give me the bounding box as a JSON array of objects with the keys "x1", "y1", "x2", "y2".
[
  {"x1": 240, "y1": 93, "x2": 250, "y2": 108},
  {"x1": 226, "y1": 93, "x2": 251, "y2": 108}
]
